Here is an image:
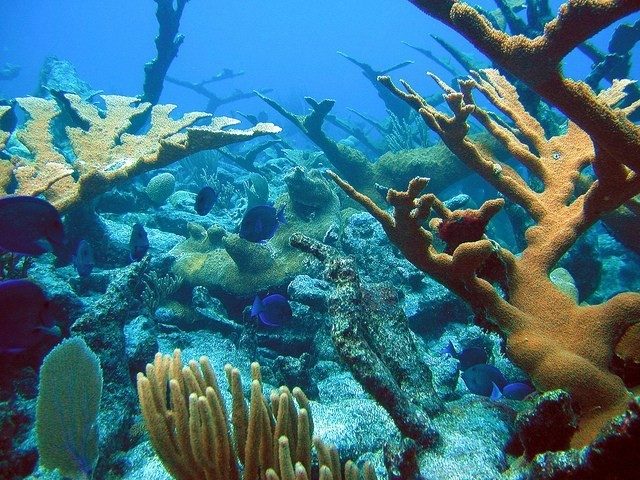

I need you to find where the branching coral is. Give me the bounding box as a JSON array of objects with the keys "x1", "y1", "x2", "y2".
[
  {"x1": 137, "y1": 351, "x2": 377, "y2": 480},
  {"x1": 142, "y1": 0, "x2": 189, "y2": 105},
  {"x1": 407, "y1": 0, "x2": 640, "y2": 173},
  {"x1": 328, "y1": 66, "x2": 640, "y2": 449},
  {"x1": 0, "y1": 94, "x2": 281, "y2": 214},
  {"x1": 256, "y1": 91, "x2": 491, "y2": 202}
]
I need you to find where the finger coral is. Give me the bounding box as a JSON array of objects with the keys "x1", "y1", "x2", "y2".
[{"x1": 137, "y1": 352, "x2": 377, "y2": 480}]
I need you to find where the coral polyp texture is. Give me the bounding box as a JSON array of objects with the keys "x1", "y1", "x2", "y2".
[
  {"x1": 137, "y1": 351, "x2": 377, "y2": 480},
  {"x1": 330, "y1": 61, "x2": 640, "y2": 448},
  {"x1": 0, "y1": 94, "x2": 280, "y2": 213}
]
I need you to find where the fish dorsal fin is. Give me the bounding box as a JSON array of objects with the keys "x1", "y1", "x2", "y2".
[
  {"x1": 445, "y1": 340, "x2": 458, "y2": 357},
  {"x1": 251, "y1": 295, "x2": 263, "y2": 317},
  {"x1": 277, "y1": 205, "x2": 286, "y2": 224}
]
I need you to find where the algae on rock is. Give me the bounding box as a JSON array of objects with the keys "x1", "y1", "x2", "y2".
[{"x1": 171, "y1": 167, "x2": 341, "y2": 296}]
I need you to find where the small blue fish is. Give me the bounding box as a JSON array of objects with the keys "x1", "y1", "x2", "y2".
[
  {"x1": 0, "y1": 279, "x2": 60, "y2": 353},
  {"x1": 129, "y1": 223, "x2": 149, "y2": 262},
  {"x1": 73, "y1": 240, "x2": 94, "y2": 277},
  {"x1": 461, "y1": 364, "x2": 507, "y2": 397},
  {"x1": 239, "y1": 205, "x2": 285, "y2": 243},
  {"x1": 490, "y1": 382, "x2": 535, "y2": 401},
  {"x1": 0, "y1": 196, "x2": 65, "y2": 256},
  {"x1": 443, "y1": 340, "x2": 488, "y2": 371},
  {"x1": 195, "y1": 186, "x2": 218, "y2": 216},
  {"x1": 251, "y1": 294, "x2": 292, "y2": 327}
]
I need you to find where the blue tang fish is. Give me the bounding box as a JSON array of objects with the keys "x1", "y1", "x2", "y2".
[
  {"x1": 129, "y1": 223, "x2": 149, "y2": 261},
  {"x1": 73, "y1": 240, "x2": 94, "y2": 277},
  {"x1": 490, "y1": 382, "x2": 535, "y2": 401},
  {"x1": 0, "y1": 279, "x2": 60, "y2": 353},
  {"x1": 239, "y1": 205, "x2": 285, "y2": 243},
  {"x1": 195, "y1": 186, "x2": 218, "y2": 216},
  {"x1": 461, "y1": 364, "x2": 507, "y2": 397},
  {"x1": 443, "y1": 340, "x2": 488, "y2": 371},
  {"x1": 0, "y1": 196, "x2": 65, "y2": 256},
  {"x1": 251, "y1": 294, "x2": 292, "y2": 327}
]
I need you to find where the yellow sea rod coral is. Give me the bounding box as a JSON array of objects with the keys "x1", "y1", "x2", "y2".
[{"x1": 137, "y1": 351, "x2": 377, "y2": 480}]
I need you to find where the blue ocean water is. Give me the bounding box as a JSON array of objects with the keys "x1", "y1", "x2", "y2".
[
  {"x1": 0, "y1": 1, "x2": 639, "y2": 480},
  {"x1": 4, "y1": 1, "x2": 637, "y2": 119}
]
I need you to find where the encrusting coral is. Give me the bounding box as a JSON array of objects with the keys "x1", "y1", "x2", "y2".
[
  {"x1": 0, "y1": 94, "x2": 280, "y2": 214},
  {"x1": 136, "y1": 351, "x2": 377, "y2": 480},
  {"x1": 171, "y1": 166, "x2": 342, "y2": 296}
]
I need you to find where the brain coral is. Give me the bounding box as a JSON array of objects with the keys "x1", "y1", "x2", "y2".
[{"x1": 145, "y1": 172, "x2": 176, "y2": 205}]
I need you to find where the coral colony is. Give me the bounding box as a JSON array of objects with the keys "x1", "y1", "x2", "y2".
[{"x1": 0, "y1": 1, "x2": 639, "y2": 480}]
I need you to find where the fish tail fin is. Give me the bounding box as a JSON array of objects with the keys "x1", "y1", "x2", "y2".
[
  {"x1": 277, "y1": 205, "x2": 286, "y2": 224},
  {"x1": 490, "y1": 382, "x2": 503, "y2": 401},
  {"x1": 251, "y1": 295, "x2": 263, "y2": 317}
]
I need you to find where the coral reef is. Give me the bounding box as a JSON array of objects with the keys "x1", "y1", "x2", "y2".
[
  {"x1": 507, "y1": 395, "x2": 640, "y2": 479},
  {"x1": 141, "y1": 0, "x2": 189, "y2": 105},
  {"x1": 257, "y1": 91, "x2": 513, "y2": 206},
  {"x1": 290, "y1": 233, "x2": 442, "y2": 448},
  {"x1": 0, "y1": 94, "x2": 280, "y2": 214},
  {"x1": 171, "y1": 166, "x2": 341, "y2": 296},
  {"x1": 407, "y1": 0, "x2": 640, "y2": 170},
  {"x1": 329, "y1": 41, "x2": 640, "y2": 452},
  {"x1": 145, "y1": 172, "x2": 176, "y2": 205},
  {"x1": 70, "y1": 257, "x2": 154, "y2": 478},
  {"x1": 137, "y1": 351, "x2": 377, "y2": 480},
  {"x1": 3, "y1": 2, "x2": 640, "y2": 479}
]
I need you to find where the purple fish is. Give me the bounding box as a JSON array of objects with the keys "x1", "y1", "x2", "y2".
[
  {"x1": 443, "y1": 340, "x2": 488, "y2": 371},
  {"x1": 491, "y1": 382, "x2": 535, "y2": 401},
  {"x1": 239, "y1": 205, "x2": 285, "y2": 243},
  {"x1": 461, "y1": 363, "x2": 507, "y2": 397},
  {"x1": 195, "y1": 186, "x2": 218, "y2": 216},
  {"x1": 0, "y1": 196, "x2": 65, "y2": 256},
  {"x1": 129, "y1": 223, "x2": 149, "y2": 262},
  {"x1": 251, "y1": 294, "x2": 292, "y2": 327},
  {"x1": 0, "y1": 279, "x2": 60, "y2": 353}
]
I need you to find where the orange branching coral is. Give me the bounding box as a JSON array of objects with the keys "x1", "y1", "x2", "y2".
[
  {"x1": 0, "y1": 94, "x2": 281, "y2": 213},
  {"x1": 407, "y1": 0, "x2": 640, "y2": 173},
  {"x1": 328, "y1": 68, "x2": 640, "y2": 448}
]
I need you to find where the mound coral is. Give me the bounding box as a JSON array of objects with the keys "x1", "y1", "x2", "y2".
[
  {"x1": 145, "y1": 172, "x2": 176, "y2": 205},
  {"x1": 171, "y1": 166, "x2": 341, "y2": 296}
]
